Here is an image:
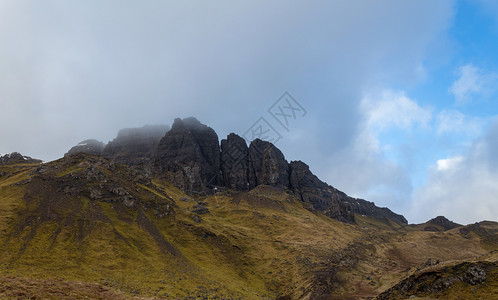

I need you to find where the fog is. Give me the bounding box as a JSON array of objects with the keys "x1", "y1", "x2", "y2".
[{"x1": 2, "y1": 1, "x2": 497, "y2": 223}]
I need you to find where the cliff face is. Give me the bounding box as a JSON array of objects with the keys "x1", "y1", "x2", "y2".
[
  {"x1": 65, "y1": 117, "x2": 407, "y2": 224},
  {"x1": 289, "y1": 160, "x2": 407, "y2": 224},
  {"x1": 220, "y1": 133, "x2": 250, "y2": 190},
  {"x1": 248, "y1": 139, "x2": 289, "y2": 189},
  {"x1": 156, "y1": 117, "x2": 405, "y2": 224},
  {"x1": 154, "y1": 118, "x2": 221, "y2": 194},
  {"x1": 103, "y1": 125, "x2": 169, "y2": 171}
]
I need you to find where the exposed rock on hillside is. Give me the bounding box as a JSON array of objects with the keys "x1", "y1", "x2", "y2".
[
  {"x1": 3, "y1": 142, "x2": 496, "y2": 299},
  {"x1": 289, "y1": 160, "x2": 407, "y2": 224},
  {"x1": 377, "y1": 261, "x2": 497, "y2": 299},
  {"x1": 65, "y1": 139, "x2": 105, "y2": 156},
  {"x1": 155, "y1": 117, "x2": 221, "y2": 193},
  {"x1": 63, "y1": 117, "x2": 407, "y2": 224},
  {"x1": 27, "y1": 153, "x2": 174, "y2": 223},
  {"x1": 289, "y1": 160, "x2": 331, "y2": 207},
  {"x1": 0, "y1": 152, "x2": 42, "y2": 165},
  {"x1": 248, "y1": 139, "x2": 289, "y2": 188},
  {"x1": 426, "y1": 216, "x2": 462, "y2": 231},
  {"x1": 103, "y1": 125, "x2": 169, "y2": 169},
  {"x1": 220, "y1": 133, "x2": 250, "y2": 190}
]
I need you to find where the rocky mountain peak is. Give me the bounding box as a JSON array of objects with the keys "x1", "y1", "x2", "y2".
[
  {"x1": 63, "y1": 117, "x2": 407, "y2": 224},
  {"x1": 102, "y1": 125, "x2": 169, "y2": 170},
  {"x1": 65, "y1": 139, "x2": 105, "y2": 157},
  {"x1": 0, "y1": 152, "x2": 42, "y2": 165},
  {"x1": 155, "y1": 117, "x2": 221, "y2": 193},
  {"x1": 171, "y1": 116, "x2": 205, "y2": 131},
  {"x1": 427, "y1": 216, "x2": 462, "y2": 230}
]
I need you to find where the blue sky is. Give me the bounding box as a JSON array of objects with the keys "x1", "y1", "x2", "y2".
[
  {"x1": 1, "y1": 0, "x2": 497, "y2": 224},
  {"x1": 363, "y1": 0, "x2": 498, "y2": 223}
]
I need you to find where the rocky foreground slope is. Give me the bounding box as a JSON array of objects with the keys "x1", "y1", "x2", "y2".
[
  {"x1": 0, "y1": 117, "x2": 496, "y2": 299},
  {"x1": 377, "y1": 255, "x2": 498, "y2": 299}
]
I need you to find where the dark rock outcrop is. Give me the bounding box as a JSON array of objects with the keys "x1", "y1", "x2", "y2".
[
  {"x1": 261, "y1": 143, "x2": 289, "y2": 187},
  {"x1": 427, "y1": 216, "x2": 462, "y2": 231},
  {"x1": 248, "y1": 139, "x2": 289, "y2": 188},
  {"x1": 65, "y1": 139, "x2": 105, "y2": 156},
  {"x1": 289, "y1": 160, "x2": 334, "y2": 209},
  {"x1": 341, "y1": 198, "x2": 408, "y2": 224},
  {"x1": 289, "y1": 160, "x2": 407, "y2": 224},
  {"x1": 0, "y1": 152, "x2": 42, "y2": 165},
  {"x1": 103, "y1": 125, "x2": 169, "y2": 170},
  {"x1": 61, "y1": 117, "x2": 407, "y2": 224},
  {"x1": 153, "y1": 118, "x2": 406, "y2": 224},
  {"x1": 377, "y1": 261, "x2": 496, "y2": 300},
  {"x1": 155, "y1": 117, "x2": 221, "y2": 194},
  {"x1": 220, "y1": 133, "x2": 250, "y2": 190}
]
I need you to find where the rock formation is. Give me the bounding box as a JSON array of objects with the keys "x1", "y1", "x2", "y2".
[
  {"x1": 427, "y1": 216, "x2": 462, "y2": 231},
  {"x1": 248, "y1": 139, "x2": 289, "y2": 188},
  {"x1": 64, "y1": 117, "x2": 407, "y2": 224},
  {"x1": 289, "y1": 160, "x2": 407, "y2": 224},
  {"x1": 0, "y1": 152, "x2": 42, "y2": 165},
  {"x1": 220, "y1": 133, "x2": 250, "y2": 190},
  {"x1": 154, "y1": 117, "x2": 221, "y2": 193},
  {"x1": 103, "y1": 125, "x2": 169, "y2": 169},
  {"x1": 65, "y1": 139, "x2": 105, "y2": 156}
]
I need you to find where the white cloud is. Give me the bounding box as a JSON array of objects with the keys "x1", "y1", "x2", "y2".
[
  {"x1": 449, "y1": 64, "x2": 497, "y2": 104},
  {"x1": 0, "y1": 1, "x2": 454, "y2": 161},
  {"x1": 321, "y1": 89, "x2": 431, "y2": 212},
  {"x1": 323, "y1": 125, "x2": 412, "y2": 212},
  {"x1": 361, "y1": 89, "x2": 433, "y2": 131},
  {"x1": 410, "y1": 120, "x2": 498, "y2": 224},
  {"x1": 436, "y1": 156, "x2": 463, "y2": 171},
  {"x1": 436, "y1": 109, "x2": 485, "y2": 136}
]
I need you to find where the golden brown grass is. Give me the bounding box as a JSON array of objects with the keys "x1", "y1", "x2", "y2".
[{"x1": 0, "y1": 157, "x2": 496, "y2": 299}]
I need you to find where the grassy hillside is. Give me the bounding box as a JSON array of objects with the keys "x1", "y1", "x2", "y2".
[
  {"x1": 377, "y1": 253, "x2": 498, "y2": 299},
  {"x1": 0, "y1": 154, "x2": 496, "y2": 299}
]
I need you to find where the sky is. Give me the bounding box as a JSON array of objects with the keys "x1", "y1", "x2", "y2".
[{"x1": 1, "y1": 0, "x2": 497, "y2": 224}]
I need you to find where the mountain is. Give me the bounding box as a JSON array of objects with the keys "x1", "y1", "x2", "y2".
[
  {"x1": 0, "y1": 152, "x2": 42, "y2": 165},
  {"x1": 151, "y1": 117, "x2": 406, "y2": 224},
  {"x1": 0, "y1": 117, "x2": 496, "y2": 299},
  {"x1": 426, "y1": 216, "x2": 462, "y2": 231},
  {"x1": 64, "y1": 117, "x2": 403, "y2": 224},
  {"x1": 407, "y1": 215, "x2": 464, "y2": 232},
  {"x1": 65, "y1": 139, "x2": 106, "y2": 156},
  {"x1": 67, "y1": 125, "x2": 170, "y2": 173},
  {"x1": 103, "y1": 124, "x2": 170, "y2": 169}
]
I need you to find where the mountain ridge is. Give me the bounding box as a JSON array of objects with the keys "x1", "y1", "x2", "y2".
[
  {"x1": 0, "y1": 148, "x2": 496, "y2": 298},
  {"x1": 65, "y1": 117, "x2": 406, "y2": 225}
]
